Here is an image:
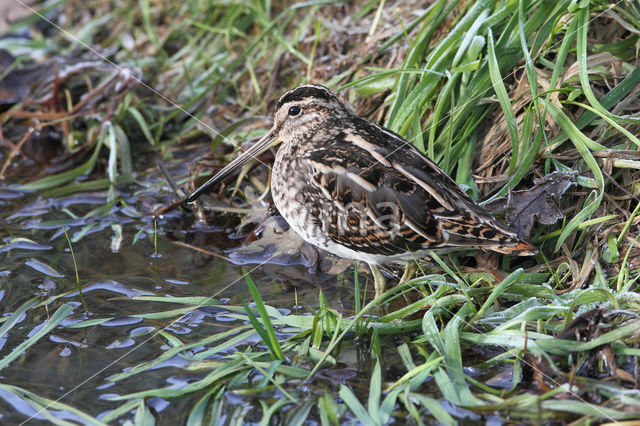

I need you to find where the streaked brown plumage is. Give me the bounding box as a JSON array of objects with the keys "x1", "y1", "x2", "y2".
[{"x1": 186, "y1": 85, "x2": 536, "y2": 297}]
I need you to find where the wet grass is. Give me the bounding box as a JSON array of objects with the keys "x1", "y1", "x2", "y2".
[{"x1": 1, "y1": 0, "x2": 640, "y2": 424}]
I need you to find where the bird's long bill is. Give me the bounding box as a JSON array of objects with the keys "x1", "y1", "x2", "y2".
[{"x1": 184, "y1": 127, "x2": 278, "y2": 203}]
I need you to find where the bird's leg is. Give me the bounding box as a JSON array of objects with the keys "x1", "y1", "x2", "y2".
[
  {"x1": 367, "y1": 263, "x2": 387, "y2": 300},
  {"x1": 399, "y1": 261, "x2": 418, "y2": 284},
  {"x1": 397, "y1": 261, "x2": 419, "y2": 305}
]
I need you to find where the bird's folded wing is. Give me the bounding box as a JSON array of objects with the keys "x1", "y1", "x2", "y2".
[{"x1": 302, "y1": 121, "x2": 531, "y2": 255}]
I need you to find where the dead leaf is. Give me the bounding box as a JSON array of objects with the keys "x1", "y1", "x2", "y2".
[
  {"x1": 614, "y1": 368, "x2": 637, "y2": 386},
  {"x1": 525, "y1": 353, "x2": 553, "y2": 393},
  {"x1": 0, "y1": 49, "x2": 48, "y2": 113},
  {"x1": 556, "y1": 308, "x2": 605, "y2": 341},
  {"x1": 485, "y1": 171, "x2": 577, "y2": 240},
  {"x1": 485, "y1": 367, "x2": 516, "y2": 389}
]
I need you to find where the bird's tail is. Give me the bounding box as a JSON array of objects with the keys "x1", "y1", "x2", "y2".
[{"x1": 490, "y1": 240, "x2": 538, "y2": 256}]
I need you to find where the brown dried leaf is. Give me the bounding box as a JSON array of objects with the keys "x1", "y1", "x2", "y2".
[
  {"x1": 525, "y1": 353, "x2": 553, "y2": 393},
  {"x1": 556, "y1": 308, "x2": 605, "y2": 341},
  {"x1": 614, "y1": 368, "x2": 638, "y2": 386},
  {"x1": 485, "y1": 171, "x2": 578, "y2": 240},
  {"x1": 0, "y1": 49, "x2": 47, "y2": 113}
]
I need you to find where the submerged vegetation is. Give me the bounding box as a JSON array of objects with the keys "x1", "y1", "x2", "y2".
[{"x1": 0, "y1": 0, "x2": 639, "y2": 423}]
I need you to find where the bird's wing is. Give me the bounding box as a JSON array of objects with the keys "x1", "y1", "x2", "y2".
[{"x1": 302, "y1": 118, "x2": 536, "y2": 256}]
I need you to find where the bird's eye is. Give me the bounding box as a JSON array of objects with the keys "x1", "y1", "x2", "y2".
[{"x1": 288, "y1": 106, "x2": 301, "y2": 116}]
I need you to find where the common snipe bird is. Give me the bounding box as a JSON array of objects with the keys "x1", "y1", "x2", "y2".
[{"x1": 186, "y1": 85, "x2": 537, "y2": 298}]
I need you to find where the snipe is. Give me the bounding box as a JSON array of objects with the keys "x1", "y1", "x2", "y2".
[{"x1": 186, "y1": 85, "x2": 536, "y2": 298}]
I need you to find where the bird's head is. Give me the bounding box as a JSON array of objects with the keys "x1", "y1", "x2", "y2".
[
  {"x1": 272, "y1": 84, "x2": 353, "y2": 144},
  {"x1": 185, "y1": 85, "x2": 350, "y2": 203}
]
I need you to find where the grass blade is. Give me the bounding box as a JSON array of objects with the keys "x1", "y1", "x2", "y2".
[
  {"x1": 0, "y1": 383, "x2": 106, "y2": 426},
  {"x1": 487, "y1": 28, "x2": 519, "y2": 175},
  {"x1": 242, "y1": 271, "x2": 284, "y2": 360},
  {"x1": 0, "y1": 297, "x2": 38, "y2": 339},
  {"x1": 368, "y1": 358, "x2": 382, "y2": 421},
  {"x1": 339, "y1": 384, "x2": 376, "y2": 425},
  {"x1": 542, "y1": 99, "x2": 604, "y2": 251},
  {"x1": 0, "y1": 304, "x2": 73, "y2": 370}
]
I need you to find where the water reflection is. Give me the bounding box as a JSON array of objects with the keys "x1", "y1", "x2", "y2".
[{"x1": 0, "y1": 184, "x2": 366, "y2": 423}]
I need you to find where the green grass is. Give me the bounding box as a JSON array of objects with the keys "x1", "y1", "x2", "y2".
[{"x1": 1, "y1": 0, "x2": 640, "y2": 423}]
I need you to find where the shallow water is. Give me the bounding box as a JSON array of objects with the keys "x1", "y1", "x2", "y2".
[{"x1": 0, "y1": 167, "x2": 387, "y2": 424}]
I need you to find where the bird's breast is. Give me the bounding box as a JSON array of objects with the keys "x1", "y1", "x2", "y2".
[{"x1": 271, "y1": 147, "x2": 328, "y2": 248}]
